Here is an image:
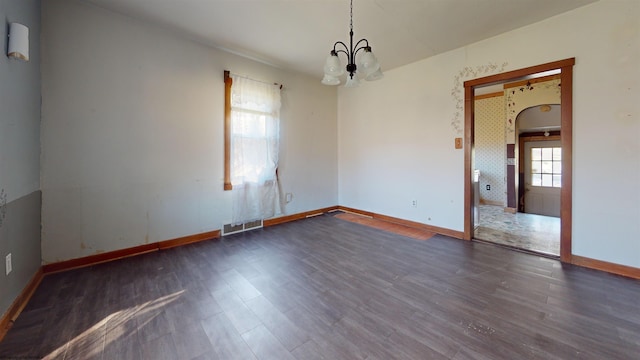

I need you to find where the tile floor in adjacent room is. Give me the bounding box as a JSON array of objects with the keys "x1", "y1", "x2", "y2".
[{"x1": 474, "y1": 204, "x2": 560, "y2": 256}]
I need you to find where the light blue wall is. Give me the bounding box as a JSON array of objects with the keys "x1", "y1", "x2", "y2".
[{"x1": 0, "y1": 0, "x2": 42, "y2": 317}]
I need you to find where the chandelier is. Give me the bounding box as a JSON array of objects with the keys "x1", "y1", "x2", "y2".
[{"x1": 321, "y1": 0, "x2": 383, "y2": 87}]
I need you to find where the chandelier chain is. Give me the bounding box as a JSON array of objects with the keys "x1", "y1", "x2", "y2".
[{"x1": 350, "y1": 0, "x2": 353, "y2": 32}]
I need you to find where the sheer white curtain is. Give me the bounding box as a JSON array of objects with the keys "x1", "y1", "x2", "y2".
[{"x1": 230, "y1": 75, "x2": 282, "y2": 225}]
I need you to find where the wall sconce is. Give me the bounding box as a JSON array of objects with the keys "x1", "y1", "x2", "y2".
[{"x1": 7, "y1": 23, "x2": 29, "y2": 62}]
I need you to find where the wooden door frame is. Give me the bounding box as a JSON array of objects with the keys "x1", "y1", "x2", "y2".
[{"x1": 463, "y1": 58, "x2": 575, "y2": 263}]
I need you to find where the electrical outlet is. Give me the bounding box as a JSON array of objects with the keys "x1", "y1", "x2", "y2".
[
  {"x1": 411, "y1": 200, "x2": 418, "y2": 208},
  {"x1": 486, "y1": 184, "x2": 491, "y2": 191},
  {"x1": 5, "y1": 253, "x2": 11, "y2": 275}
]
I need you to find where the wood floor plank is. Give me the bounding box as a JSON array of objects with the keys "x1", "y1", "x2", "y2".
[
  {"x1": 200, "y1": 312, "x2": 257, "y2": 360},
  {"x1": 1, "y1": 214, "x2": 639, "y2": 359},
  {"x1": 241, "y1": 324, "x2": 296, "y2": 360},
  {"x1": 290, "y1": 339, "x2": 326, "y2": 360},
  {"x1": 171, "y1": 322, "x2": 215, "y2": 360},
  {"x1": 140, "y1": 332, "x2": 179, "y2": 360},
  {"x1": 103, "y1": 313, "x2": 142, "y2": 360}
]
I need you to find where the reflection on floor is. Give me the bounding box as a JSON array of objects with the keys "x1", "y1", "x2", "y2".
[{"x1": 474, "y1": 205, "x2": 560, "y2": 256}]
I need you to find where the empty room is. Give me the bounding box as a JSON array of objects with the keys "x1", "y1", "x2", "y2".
[{"x1": 1, "y1": 0, "x2": 639, "y2": 359}]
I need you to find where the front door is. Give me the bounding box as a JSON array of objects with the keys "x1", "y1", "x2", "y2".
[{"x1": 524, "y1": 141, "x2": 561, "y2": 217}]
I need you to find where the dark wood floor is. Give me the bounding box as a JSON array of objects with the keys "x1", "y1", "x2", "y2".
[{"x1": 1, "y1": 214, "x2": 639, "y2": 359}]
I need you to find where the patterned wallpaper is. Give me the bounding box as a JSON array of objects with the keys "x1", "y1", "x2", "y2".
[
  {"x1": 475, "y1": 95, "x2": 505, "y2": 205},
  {"x1": 450, "y1": 62, "x2": 508, "y2": 134},
  {"x1": 505, "y1": 78, "x2": 561, "y2": 143}
]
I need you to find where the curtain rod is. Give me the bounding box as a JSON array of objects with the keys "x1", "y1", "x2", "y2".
[{"x1": 224, "y1": 70, "x2": 283, "y2": 90}]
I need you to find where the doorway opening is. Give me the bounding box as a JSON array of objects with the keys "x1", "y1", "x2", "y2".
[
  {"x1": 474, "y1": 88, "x2": 562, "y2": 256},
  {"x1": 463, "y1": 58, "x2": 574, "y2": 263}
]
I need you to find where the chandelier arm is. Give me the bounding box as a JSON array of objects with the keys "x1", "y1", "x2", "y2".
[
  {"x1": 353, "y1": 38, "x2": 370, "y2": 52},
  {"x1": 333, "y1": 41, "x2": 350, "y2": 55},
  {"x1": 353, "y1": 42, "x2": 371, "y2": 58},
  {"x1": 334, "y1": 49, "x2": 350, "y2": 60}
]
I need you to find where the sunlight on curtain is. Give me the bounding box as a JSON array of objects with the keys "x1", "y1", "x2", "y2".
[{"x1": 230, "y1": 75, "x2": 282, "y2": 225}]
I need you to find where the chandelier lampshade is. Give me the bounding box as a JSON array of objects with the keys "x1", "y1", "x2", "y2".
[
  {"x1": 324, "y1": 53, "x2": 344, "y2": 76},
  {"x1": 345, "y1": 76, "x2": 360, "y2": 88},
  {"x1": 321, "y1": 74, "x2": 341, "y2": 85},
  {"x1": 358, "y1": 49, "x2": 380, "y2": 77},
  {"x1": 365, "y1": 67, "x2": 384, "y2": 81}
]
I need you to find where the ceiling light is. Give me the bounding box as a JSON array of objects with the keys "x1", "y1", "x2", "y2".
[{"x1": 322, "y1": 0, "x2": 383, "y2": 86}]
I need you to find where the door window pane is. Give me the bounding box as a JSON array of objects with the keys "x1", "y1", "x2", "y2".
[
  {"x1": 553, "y1": 147, "x2": 562, "y2": 161},
  {"x1": 531, "y1": 147, "x2": 561, "y2": 188},
  {"x1": 531, "y1": 148, "x2": 542, "y2": 160},
  {"x1": 532, "y1": 174, "x2": 542, "y2": 186}
]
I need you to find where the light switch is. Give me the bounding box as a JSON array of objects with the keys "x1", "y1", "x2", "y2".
[{"x1": 455, "y1": 138, "x2": 463, "y2": 149}]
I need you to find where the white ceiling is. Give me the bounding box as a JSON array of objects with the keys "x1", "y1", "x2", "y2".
[
  {"x1": 82, "y1": 0, "x2": 597, "y2": 78},
  {"x1": 519, "y1": 104, "x2": 561, "y2": 133}
]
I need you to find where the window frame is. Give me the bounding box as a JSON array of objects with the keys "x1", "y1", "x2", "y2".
[{"x1": 224, "y1": 70, "x2": 233, "y2": 190}]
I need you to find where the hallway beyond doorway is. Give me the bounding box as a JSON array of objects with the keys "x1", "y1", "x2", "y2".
[{"x1": 474, "y1": 205, "x2": 560, "y2": 256}]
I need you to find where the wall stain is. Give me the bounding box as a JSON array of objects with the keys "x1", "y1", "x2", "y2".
[{"x1": 0, "y1": 188, "x2": 7, "y2": 228}]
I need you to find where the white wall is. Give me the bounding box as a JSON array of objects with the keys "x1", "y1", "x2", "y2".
[
  {"x1": 41, "y1": 0, "x2": 338, "y2": 263},
  {"x1": 338, "y1": 0, "x2": 640, "y2": 267}
]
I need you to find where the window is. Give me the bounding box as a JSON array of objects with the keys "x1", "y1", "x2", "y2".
[
  {"x1": 531, "y1": 147, "x2": 561, "y2": 188},
  {"x1": 224, "y1": 71, "x2": 281, "y2": 190},
  {"x1": 223, "y1": 71, "x2": 282, "y2": 224}
]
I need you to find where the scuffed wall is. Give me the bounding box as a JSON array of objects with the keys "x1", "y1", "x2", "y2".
[{"x1": 40, "y1": 0, "x2": 338, "y2": 263}]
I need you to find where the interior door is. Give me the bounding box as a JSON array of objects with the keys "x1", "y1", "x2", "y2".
[{"x1": 524, "y1": 140, "x2": 561, "y2": 217}]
